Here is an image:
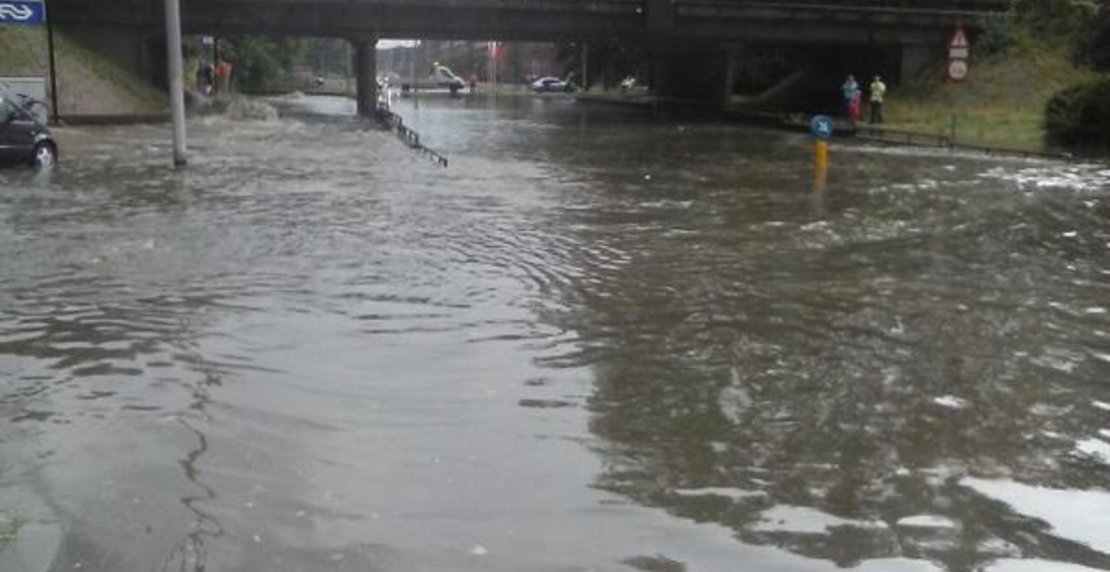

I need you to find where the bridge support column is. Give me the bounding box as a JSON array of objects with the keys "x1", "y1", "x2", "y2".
[
  {"x1": 721, "y1": 49, "x2": 741, "y2": 109},
  {"x1": 354, "y1": 37, "x2": 378, "y2": 117}
]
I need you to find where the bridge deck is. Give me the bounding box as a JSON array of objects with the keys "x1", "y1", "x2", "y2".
[{"x1": 50, "y1": 0, "x2": 1010, "y2": 41}]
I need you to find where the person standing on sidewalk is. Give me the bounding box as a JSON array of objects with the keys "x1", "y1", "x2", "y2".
[
  {"x1": 215, "y1": 59, "x2": 233, "y2": 95},
  {"x1": 869, "y1": 75, "x2": 887, "y2": 124},
  {"x1": 841, "y1": 74, "x2": 859, "y2": 119}
]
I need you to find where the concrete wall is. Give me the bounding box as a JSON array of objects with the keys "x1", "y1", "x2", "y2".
[{"x1": 62, "y1": 24, "x2": 166, "y2": 87}]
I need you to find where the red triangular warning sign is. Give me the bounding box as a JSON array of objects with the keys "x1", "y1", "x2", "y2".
[{"x1": 949, "y1": 27, "x2": 969, "y2": 49}]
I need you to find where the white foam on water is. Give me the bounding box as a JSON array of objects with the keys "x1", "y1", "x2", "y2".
[
  {"x1": 755, "y1": 505, "x2": 888, "y2": 534},
  {"x1": 1074, "y1": 438, "x2": 1110, "y2": 462},
  {"x1": 962, "y1": 478, "x2": 1110, "y2": 553},
  {"x1": 978, "y1": 537, "x2": 1022, "y2": 558},
  {"x1": 718, "y1": 383, "x2": 753, "y2": 425},
  {"x1": 895, "y1": 514, "x2": 958, "y2": 529},
  {"x1": 985, "y1": 559, "x2": 1108, "y2": 572},
  {"x1": 852, "y1": 558, "x2": 943, "y2": 572},
  {"x1": 673, "y1": 487, "x2": 766, "y2": 502},
  {"x1": 933, "y1": 395, "x2": 970, "y2": 409}
]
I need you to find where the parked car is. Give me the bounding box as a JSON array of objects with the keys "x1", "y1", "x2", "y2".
[
  {"x1": 0, "y1": 94, "x2": 56, "y2": 168},
  {"x1": 531, "y1": 76, "x2": 575, "y2": 93}
]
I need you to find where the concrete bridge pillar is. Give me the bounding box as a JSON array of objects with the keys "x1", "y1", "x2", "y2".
[
  {"x1": 721, "y1": 48, "x2": 741, "y2": 109},
  {"x1": 354, "y1": 37, "x2": 378, "y2": 117}
]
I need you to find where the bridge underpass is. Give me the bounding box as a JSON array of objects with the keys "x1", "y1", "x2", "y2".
[{"x1": 49, "y1": 0, "x2": 1009, "y2": 115}]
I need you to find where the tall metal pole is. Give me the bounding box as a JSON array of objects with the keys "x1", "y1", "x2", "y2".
[
  {"x1": 45, "y1": 0, "x2": 60, "y2": 125},
  {"x1": 582, "y1": 42, "x2": 588, "y2": 92},
  {"x1": 164, "y1": 0, "x2": 187, "y2": 167}
]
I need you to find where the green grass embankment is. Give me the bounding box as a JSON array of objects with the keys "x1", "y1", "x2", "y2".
[
  {"x1": 885, "y1": 38, "x2": 1096, "y2": 152},
  {"x1": 0, "y1": 27, "x2": 165, "y2": 116}
]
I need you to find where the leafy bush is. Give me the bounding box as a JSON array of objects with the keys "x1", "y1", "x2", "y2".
[
  {"x1": 1015, "y1": 0, "x2": 1099, "y2": 39},
  {"x1": 1044, "y1": 76, "x2": 1110, "y2": 145},
  {"x1": 221, "y1": 36, "x2": 308, "y2": 92},
  {"x1": 1089, "y1": 3, "x2": 1110, "y2": 70},
  {"x1": 976, "y1": 12, "x2": 1018, "y2": 56}
]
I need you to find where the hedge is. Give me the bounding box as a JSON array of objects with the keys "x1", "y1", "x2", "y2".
[{"x1": 1045, "y1": 76, "x2": 1110, "y2": 146}]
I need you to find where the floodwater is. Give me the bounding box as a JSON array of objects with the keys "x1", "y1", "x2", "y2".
[{"x1": 2, "y1": 93, "x2": 1110, "y2": 572}]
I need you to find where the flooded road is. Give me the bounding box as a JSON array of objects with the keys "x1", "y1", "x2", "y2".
[{"x1": 2, "y1": 94, "x2": 1110, "y2": 572}]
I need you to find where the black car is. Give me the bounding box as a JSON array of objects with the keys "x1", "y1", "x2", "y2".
[{"x1": 0, "y1": 94, "x2": 57, "y2": 168}]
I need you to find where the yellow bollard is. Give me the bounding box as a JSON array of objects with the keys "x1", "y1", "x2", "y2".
[
  {"x1": 810, "y1": 115, "x2": 833, "y2": 196},
  {"x1": 813, "y1": 139, "x2": 828, "y2": 195}
]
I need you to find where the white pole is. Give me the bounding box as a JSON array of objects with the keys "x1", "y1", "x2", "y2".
[{"x1": 164, "y1": 0, "x2": 187, "y2": 167}]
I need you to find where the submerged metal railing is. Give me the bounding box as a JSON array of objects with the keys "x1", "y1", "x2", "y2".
[{"x1": 374, "y1": 98, "x2": 449, "y2": 168}]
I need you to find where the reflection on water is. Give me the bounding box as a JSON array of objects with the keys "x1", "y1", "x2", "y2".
[{"x1": 1, "y1": 94, "x2": 1109, "y2": 572}]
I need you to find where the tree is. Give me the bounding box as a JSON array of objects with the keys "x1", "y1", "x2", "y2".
[
  {"x1": 1089, "y1": 1, "x2": 1110, "y2": 70},
  {"x1": 221, "y1": 36, "x2": 309, "y2": 92},
  {"x1": 1014, "y1": 0, "x2": 1098, "y2": 40}
]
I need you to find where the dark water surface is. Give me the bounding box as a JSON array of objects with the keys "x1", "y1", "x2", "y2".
[{"x1": 2, "y1": 94, "x2": 1110, "y2": 572}]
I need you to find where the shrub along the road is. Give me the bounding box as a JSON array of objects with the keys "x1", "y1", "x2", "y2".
[{"x1": 1045, "y1": 76, "x2": 1110, "y2": 146}]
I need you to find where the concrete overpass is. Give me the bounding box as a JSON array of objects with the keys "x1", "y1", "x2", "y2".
[{"x1": 49, "y1": 0, "x2": 1010, "y2": 114}]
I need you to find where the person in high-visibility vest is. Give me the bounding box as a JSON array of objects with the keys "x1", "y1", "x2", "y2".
[{"x1": 869, "y1": 75, "x2": 887, "y2": 124}]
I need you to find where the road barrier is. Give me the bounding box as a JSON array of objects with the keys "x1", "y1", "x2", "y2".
[{"x1": 374, "y1": 102, "x2": 449, "y2": 168}]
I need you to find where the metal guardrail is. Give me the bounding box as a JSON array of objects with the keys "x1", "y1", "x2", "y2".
[{"x1": 375, "y1": 102, "x2": 449, "y2": 168}]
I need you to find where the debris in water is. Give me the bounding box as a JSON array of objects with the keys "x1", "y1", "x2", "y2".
[{"x1": 933, "y1": 395, "x2": 970, "y2": 410}]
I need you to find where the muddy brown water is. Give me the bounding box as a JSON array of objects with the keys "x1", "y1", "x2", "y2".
[{"x1": 2, "y1": 94, "x2": 1110, "y2": 572}]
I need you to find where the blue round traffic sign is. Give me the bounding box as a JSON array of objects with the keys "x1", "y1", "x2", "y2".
[{"x1": 810, "y1": 115, "x2": 834, "y2": 141}]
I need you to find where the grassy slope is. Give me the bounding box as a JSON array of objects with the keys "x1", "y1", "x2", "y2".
[
  {"x1": 886, "y1": 37, "x2": 1096, "y2": 151},
  {"x1": 0, "y1": 27, "x2": 165, "y2": 115}
]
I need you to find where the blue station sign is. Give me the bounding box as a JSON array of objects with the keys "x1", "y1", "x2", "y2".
[
  {"x1": 0, "y1": 0, "x2": 46, "y2": 26},
  {"x1": 810, "y1": 114, "x2": 834, "y2": 141}
]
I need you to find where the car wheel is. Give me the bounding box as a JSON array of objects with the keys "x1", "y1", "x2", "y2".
[{"x1": 32, "y1": 142, "x2": 56, "y2": 169}]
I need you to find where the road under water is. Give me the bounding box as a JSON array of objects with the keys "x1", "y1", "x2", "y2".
[{"x1": 2, "y1": 94, "x2": 1110, "y2": 572}]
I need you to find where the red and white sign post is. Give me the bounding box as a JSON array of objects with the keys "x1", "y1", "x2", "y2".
[{"x1": 947, "y1": 26, "x2": 970, "y2": 82}]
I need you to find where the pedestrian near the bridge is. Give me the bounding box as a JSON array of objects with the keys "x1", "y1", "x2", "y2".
[
  {"x1": 215, "y1": 59, "x2": 233, "y2": 95},
  {"x1": 195, "y1": 62, "x2": 214, "y2": 95},
  {"x1": 841, "y1": 74, "x2": 859, "y2": 121},
  {"x1": 869, "y1": 75, "x2": 886, "y2": 124}
]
